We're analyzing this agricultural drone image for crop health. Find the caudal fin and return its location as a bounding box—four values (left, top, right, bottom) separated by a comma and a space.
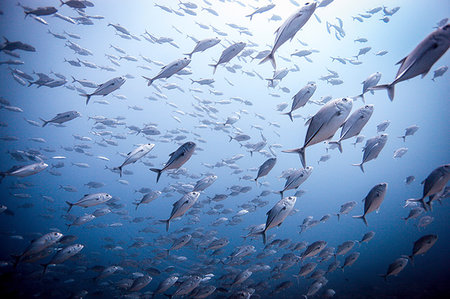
353, 214, 368, 226
142, 75, 154, 86
352, 163, 365, 173
282, 147, 306, 168
335, 213, 341, 221
398, 135, 406, 142
113, 166, 123, 177
354, 93, 365, 103
259, 52, 276, 69
282, 111, 294, 122
208, 63, 218, 74
369, 83, 395, 101
265, 78, 274, 87
150, 168, 162, 183
80, 93, 92, 105
160, 219, 170, 232
329, 141, 343, 153
279, 190, 284, 199
378, 274, 388, 282
259, 230, 267, 245
39, 118, 49, 127
183, 52, 193, 59
245, 14, 253, 21
65, 201, 74, 213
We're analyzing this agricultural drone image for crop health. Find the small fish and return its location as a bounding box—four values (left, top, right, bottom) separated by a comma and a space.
353, 183, 388, 225
209, 42, 246, 74
40, 111, 80, 127
66, 193, 112, 212
379, 257, 409, 281
399, 125, 419, 142
184, 37, 220, 58
283, 83, 316, 121
408, 234, 438, 263
81, 77, 126, 105
352, 134, 388, 173
254, 158, 277, 183
143, 58, 190, 85
260, 196, 297, 244
114, 144, 154, 177
246, 4, 275, 20
160, 191, 200, 231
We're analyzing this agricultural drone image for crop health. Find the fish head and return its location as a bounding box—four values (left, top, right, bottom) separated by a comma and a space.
115, 76, 126, 86
105, 193, 113, 200
182, 57, 191, 66
22, 44, 36, 52
304, 166, 314, 173
375, 182, 388, 194
189, 191, 201, 199
144, 143, 155, 151
39, 162, 49, 169
51, 232, 64, 241
336, 97, 353, 114
184, 141, 197, 151
285, 196, 297, 204
300, 2, 317, 14
379, 134, 388, 142
361, 104, 374, 117
75, 244, 85, 251
74, 111, 81, 118
436, 24, 450, 42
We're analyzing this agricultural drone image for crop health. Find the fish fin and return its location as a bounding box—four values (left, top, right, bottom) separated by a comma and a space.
352, 214, 368, 226
245, 14, 253, 21
150, 168, 162, 183
113, 166, 123, 177
80, 93, 92, 105
354, 93, 365, 103
408, 255, 414, 266
159, 219, 170, 232
395, 56, 407, 66
398, 135, 406, 142
329, 141, 342, 153
65, 201, 74, 213
208, 63, 218, 74
281, 111, 293, 122
352, 163, 364, 173
142, 75, 154, 86
133, 202, 139, 211
39, 118, 49, 127
378, 274, 388, 282
279, 190, 284, 199
282, 147, 306, 168
335, 213, 340, 221
228, 135, 233, 142
259, 52, 276, 69
369, 84, 395, 101
41, 263, 49, 276
265, 78, 274, 87
11, 254, 21, 268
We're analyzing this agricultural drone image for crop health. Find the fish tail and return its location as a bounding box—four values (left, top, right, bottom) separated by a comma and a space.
352, 163, 364, 173
59, 0, 65, 7
65, 201, 74, 213
184, 52, 193, 58
282, 147, 306, 168
354, 93, 365, 103
335, 213, 340, 221
352, 214, 368, 226
41, 263, 49, 276
113, 166, 123, 177
208, 63, 218, 74
142, 75, 154, 86
80, 93, 92, 105
378, 274, 388, 281
159, 219, 170, 232
245, 14, 253, 21
329, 141, 342, 153
369, 83, 395, 101
249, 150, 253, 157
398, 135, 406, 142
133, 202, 139, 211
259, 51, 276, 69
279, 190, 284, 199
27, 80, 33, 87
0, 173, 6, 183
228, 135, 233, 142
260, 230, 267, 245
405, 198, 426, 210
265, 78, 274, 87
71, 76, 77, 83
11, 254, 21, 268
408, 255, 414, 266
66, 223, 72, 231
150, 168, 162, 183
39, 118, 49, 127
281, 111, 293, 122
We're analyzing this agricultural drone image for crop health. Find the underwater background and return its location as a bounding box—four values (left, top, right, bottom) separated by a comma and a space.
0, 0, 449, 298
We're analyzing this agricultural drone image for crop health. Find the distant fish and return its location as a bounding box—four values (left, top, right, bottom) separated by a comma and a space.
246, 4, 275, 21
160, 191, 200, 232
114, 143, 154, 177
260, 196, 297, 244
184, 37, 220, 58
379, 257, 409, 281
80, 77, 126, 105
143, 57, 190, 85
352, 134, 388, 173
370, 25, 450, 101
399, 125, 419, 142
40, 111, 80, 127
353, 183, 388, 226
209, 42, 246, 74
408, 234, 438, 263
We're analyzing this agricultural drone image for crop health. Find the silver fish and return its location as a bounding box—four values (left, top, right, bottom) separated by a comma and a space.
379, 257, 409, 281
399, 125, 419, 142
329, 104, 374, 153
356, 72, 381, 102
81, 77, 126, 105
283, 97, 353, 168
209, 42, 246, 74
254, 158, 277, 183
352, 134, 388, 173
261, 196, 297, 244
341, 252, 360, 271
13, 232, 63, 266
150, 141, 196, 183
260, 2, 317, 68
301, 241, 327, 260
353, 183, 388, 226
370, 25, 450, 100
114, 143, 154, 177
41, 244, 84, 275
40, 111, 80, 127
160, 191, 200, 231
279, 166, 313, 198
246, 4, 275, 21
184, 37, 220, 58
66, 193, 112, 212
143, 57, 191, 86
0, 161, 48, 182
409, 234, 438, 262
283, 82, 316, 121
133, 191, 161, 210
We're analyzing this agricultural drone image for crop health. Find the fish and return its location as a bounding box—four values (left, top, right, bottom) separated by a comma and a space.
341, 252, 360, 271
65, 193, 113, 212
379, 257, 409, 281
153, 276, 178, 296
431, 65, 448, 81
283, 82, 316, 121
246, 4, 276, 20
160, 191, 200, 231
12, 232, 63, 266
352, 134, 388, 172
150, 141, 196, 183
370, 25, 450, 100
128, 275, 152, 292
193, 175, 217, 192
184, 37, 220, 58
406, 164, 450, 210
283, 97, 353, 168
358, 231, 375, 245
0, 162, 48, 183
171, 275, 202, 297
254, 158, 277, 183
279, 166, 313, 198
168, 234, 192, 254
408, 234, 438, 263
260, 2, 317, 68
209, 42, 246, 74
399, 125, 419, 142
356, 72, 381, 102
114, 143, 155, 177
40, 111, 80, 127
41, 244, 84, 275
81, 77, 126, 105
329, 104, 374, 153
143, 58, 191, 86
261, 196, 297, 244
301, 241, 327, 260
353, 183, 388, 226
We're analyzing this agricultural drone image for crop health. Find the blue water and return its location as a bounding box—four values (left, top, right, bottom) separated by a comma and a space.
0, 0, 449, 298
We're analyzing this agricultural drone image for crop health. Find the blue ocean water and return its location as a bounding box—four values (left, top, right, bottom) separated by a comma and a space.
0, 0, 449, 298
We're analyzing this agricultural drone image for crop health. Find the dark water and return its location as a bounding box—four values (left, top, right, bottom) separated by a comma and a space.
0, 0, 449, 298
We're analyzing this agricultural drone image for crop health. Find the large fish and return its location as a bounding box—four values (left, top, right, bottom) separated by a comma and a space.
406, 164, 450, 210
114, 143, 155, 177
40, 110, 80, 127
279, 166, 313, 198
254, 158, 277, 183
370, 25, 450, 100
81, 77, 126, 105
150, 141, 196, 183
12, 232, 63, 266
0, 161, 48, 183
353, 183, 388, 226
184, 37, 220, 58
143, 57, 191, 86
160, 191, 200, 231
65, 193, 112, 212
260, 2, 317, 69
209, 42, 246, 74
352, 134, 388, 173
329, 104, 374, 153
283, 82, 316, 121
283, 97, 353, 168
261, 196, 297, 244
